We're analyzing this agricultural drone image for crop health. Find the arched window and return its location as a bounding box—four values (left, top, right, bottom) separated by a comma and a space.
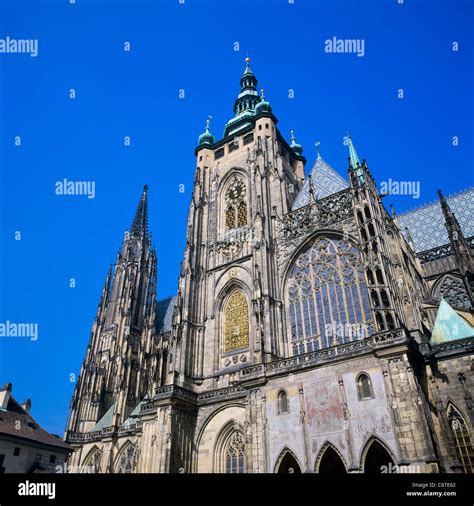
224, 176, 247, 230
82, 446, 102, 473
286, 236, 374, 355
114, 442, 140, 474
237, 201, 247, 227
277, 390, 289, 414
224, 289, 249, 353
225, 207, 236, 230
438, 276, 471, 310
447, 403, 474, 473
357, 373, 374, 400
225, 432, 245, 474
364, 206, 371, 220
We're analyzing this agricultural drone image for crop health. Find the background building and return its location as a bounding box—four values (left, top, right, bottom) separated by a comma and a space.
0, 383, 72, 473
65, 60, 474, 474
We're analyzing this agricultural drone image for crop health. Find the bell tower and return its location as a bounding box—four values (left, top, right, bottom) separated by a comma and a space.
168, 58, 306, 390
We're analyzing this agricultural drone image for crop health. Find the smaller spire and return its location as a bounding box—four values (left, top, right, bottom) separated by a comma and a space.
244, 56, 251, 73
130, 185, 149, 238
290, 129, 303, 156
308, 174, 316, 204
346, 130, 360, 168
315, 141, 321, 160
198, 115, 215, 146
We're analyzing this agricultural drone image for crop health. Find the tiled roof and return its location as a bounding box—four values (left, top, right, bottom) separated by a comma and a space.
155, 296, 177, 334
0, 396, 71, 451
398, 188, 474, 252
292, 157, 349, 210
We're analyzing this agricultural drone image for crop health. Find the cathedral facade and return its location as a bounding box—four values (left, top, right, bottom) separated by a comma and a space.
64, 59, 474, 474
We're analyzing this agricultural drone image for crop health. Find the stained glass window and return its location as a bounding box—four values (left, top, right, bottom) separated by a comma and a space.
225, 207, 236, 230
237, 201, 247, 227
224, 290, 249, 352
447, 404, 474, 473
225, 432, 245, 473
286, 236, 374, 355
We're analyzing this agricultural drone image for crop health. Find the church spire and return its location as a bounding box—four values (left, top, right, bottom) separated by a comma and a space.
438, 189, 474, 277
232, 57, 261, 116
346, 130, 360, 168
130, 185, 149, 238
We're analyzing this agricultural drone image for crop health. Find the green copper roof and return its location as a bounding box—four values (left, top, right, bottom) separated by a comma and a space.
289, 129, 303, 156
93, 403, 115, 431
431, 298, 474, 345
198, 116, 215, 146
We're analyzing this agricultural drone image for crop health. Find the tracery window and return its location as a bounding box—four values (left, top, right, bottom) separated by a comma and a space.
224, 289, 249, 353
115, 442, 140, 474
287, 236, 374, 355
225, 432, 245, 474
82, 447, 102, 473
438, 276, 471, 310
447, 404, 474, 473
224, 176, 247, 230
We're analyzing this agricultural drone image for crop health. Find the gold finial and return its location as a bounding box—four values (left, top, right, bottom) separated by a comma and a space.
245, 56, 250, 64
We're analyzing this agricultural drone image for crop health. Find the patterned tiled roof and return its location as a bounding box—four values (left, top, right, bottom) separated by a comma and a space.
155, 296, 177, 334
292, 157, 349, 210
398, 188, 474, 252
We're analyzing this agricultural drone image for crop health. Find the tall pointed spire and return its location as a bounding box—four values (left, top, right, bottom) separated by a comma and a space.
232, 57, 261, 116
346, 130, 360, 168
130, 185, 149, 238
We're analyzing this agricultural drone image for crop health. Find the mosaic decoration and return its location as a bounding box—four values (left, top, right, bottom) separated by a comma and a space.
224, 290, 249, 352
398, 188, 474, 252
292, 157, 349, 210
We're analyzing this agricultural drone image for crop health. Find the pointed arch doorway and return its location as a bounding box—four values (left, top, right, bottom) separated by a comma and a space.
317, 446, 346, 474
363, 440, 395, 473
275, 450, 302, 474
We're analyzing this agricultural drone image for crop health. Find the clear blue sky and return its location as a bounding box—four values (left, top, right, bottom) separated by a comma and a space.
0, 0, 472, 435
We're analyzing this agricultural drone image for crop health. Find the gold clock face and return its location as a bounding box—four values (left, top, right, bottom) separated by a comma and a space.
226, 179, 246, 203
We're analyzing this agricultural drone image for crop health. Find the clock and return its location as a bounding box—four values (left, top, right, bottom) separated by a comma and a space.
225, 178, 246, 203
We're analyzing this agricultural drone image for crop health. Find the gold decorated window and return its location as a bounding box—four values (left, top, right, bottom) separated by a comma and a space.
237, 201, 247, 227
224, 290, 249, 352
225, 207, 236, 230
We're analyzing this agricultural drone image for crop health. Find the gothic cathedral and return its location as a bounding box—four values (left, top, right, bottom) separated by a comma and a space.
65, 59, 474, 474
